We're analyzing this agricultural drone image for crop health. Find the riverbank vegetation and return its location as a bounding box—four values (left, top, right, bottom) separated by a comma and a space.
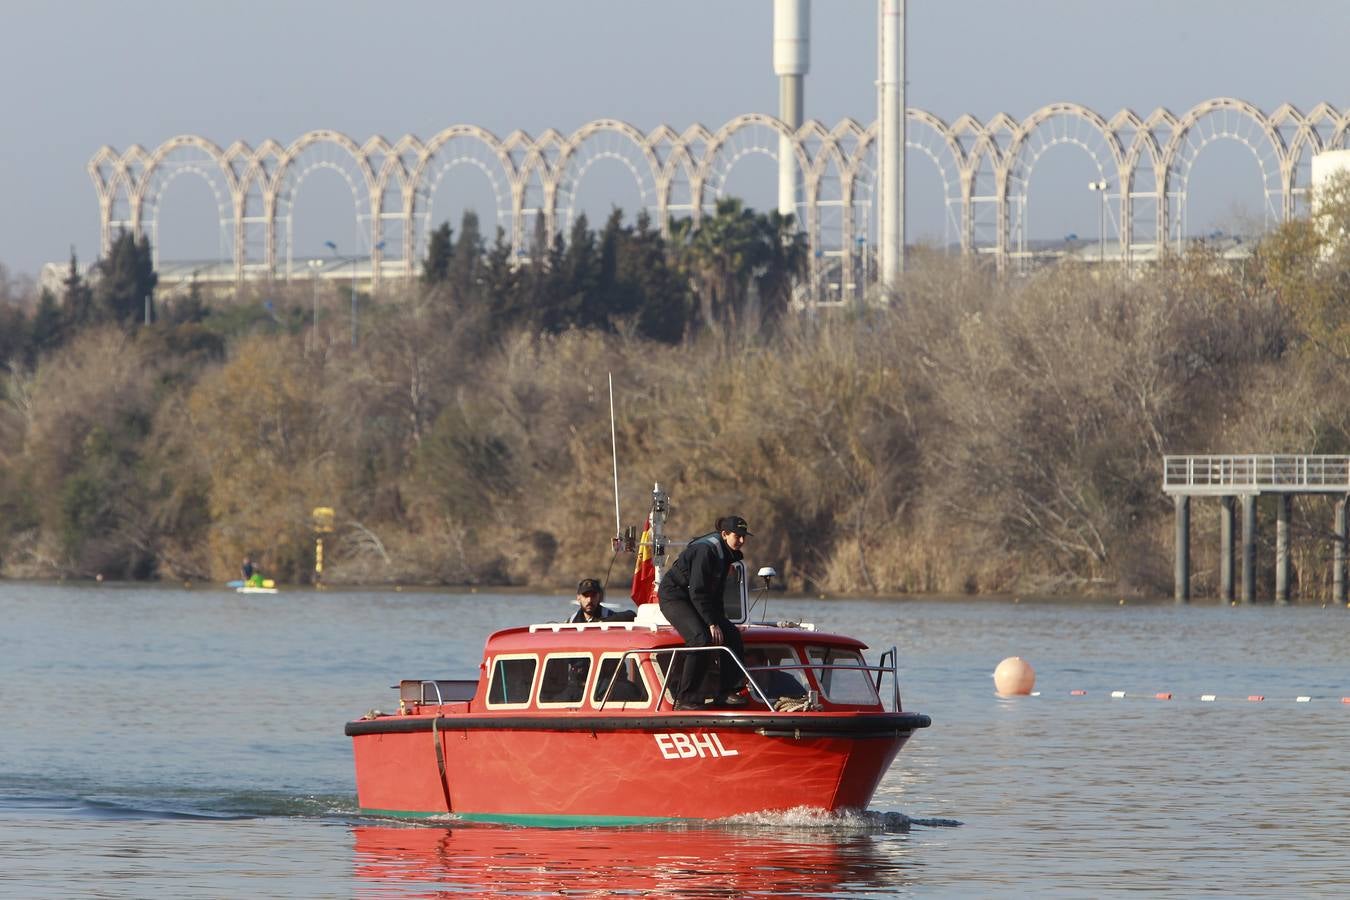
2, 177, 1350, 598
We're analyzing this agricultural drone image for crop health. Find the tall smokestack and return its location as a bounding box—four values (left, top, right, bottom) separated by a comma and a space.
774, 0, 809, 218
879, 0, 905, 288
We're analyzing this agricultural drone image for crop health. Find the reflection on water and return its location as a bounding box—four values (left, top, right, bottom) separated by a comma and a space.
351, 821, 917, 898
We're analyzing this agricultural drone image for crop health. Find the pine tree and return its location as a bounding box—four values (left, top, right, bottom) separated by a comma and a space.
450, 210, 484, 302
552, 214, 597, 332
422, 221, 453, 285
627, 210, 691, 343
0, 301, 25, 373
27, 287, 64, 364
482, 227, 520, 329
61, 249, 96, 330
587, 208, 625, 330
96, 231, 158, 326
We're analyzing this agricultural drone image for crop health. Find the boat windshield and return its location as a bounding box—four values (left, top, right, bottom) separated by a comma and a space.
805, 646, 879, 705
745, 645, 809, 701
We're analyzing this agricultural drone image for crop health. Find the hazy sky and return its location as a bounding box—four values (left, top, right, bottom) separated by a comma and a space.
2, 0, 1346, 279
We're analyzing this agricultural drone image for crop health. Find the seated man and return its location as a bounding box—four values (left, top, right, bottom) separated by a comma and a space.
537, 656, 591, 703
743, 647, 808, 703
560, 660, 588, 702
567, 578, 635, 623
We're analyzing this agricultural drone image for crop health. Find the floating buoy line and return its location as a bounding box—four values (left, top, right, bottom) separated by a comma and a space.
1009, 690, 1350, 704
992, 657, 1347, 704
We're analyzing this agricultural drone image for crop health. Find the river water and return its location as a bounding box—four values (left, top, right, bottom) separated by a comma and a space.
2, 582, 1347, 897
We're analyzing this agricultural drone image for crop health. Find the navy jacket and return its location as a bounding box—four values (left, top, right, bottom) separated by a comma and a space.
658, 531, 743, 624
567, 605, 616, 624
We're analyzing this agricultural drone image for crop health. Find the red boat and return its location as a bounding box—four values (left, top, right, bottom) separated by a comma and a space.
345, 486, 931, 825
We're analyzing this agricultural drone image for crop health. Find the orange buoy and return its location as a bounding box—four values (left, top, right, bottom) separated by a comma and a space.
1247, 695, 1264, 702
1155, 692, 1173, 700
1070, 689, 1087, 696
993, 656, 1036, 696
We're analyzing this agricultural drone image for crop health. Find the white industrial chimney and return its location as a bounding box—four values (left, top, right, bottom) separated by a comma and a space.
878, 0, 905, 287
774, 0, 809, 218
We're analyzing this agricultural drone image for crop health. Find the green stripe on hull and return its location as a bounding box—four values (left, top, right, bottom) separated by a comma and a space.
360, 808, 679, 827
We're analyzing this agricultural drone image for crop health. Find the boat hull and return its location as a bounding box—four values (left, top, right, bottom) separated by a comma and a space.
347, 711, 929, 824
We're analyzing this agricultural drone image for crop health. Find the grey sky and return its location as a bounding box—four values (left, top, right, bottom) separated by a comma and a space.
2, 0, 1346, 279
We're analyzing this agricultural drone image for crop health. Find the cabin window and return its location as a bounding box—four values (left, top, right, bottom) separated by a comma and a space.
592, 655, 650, 706
744, 645, 809, 702
538, 655, 592, 705
487, 656, 538, 707
805, 647, 879, 705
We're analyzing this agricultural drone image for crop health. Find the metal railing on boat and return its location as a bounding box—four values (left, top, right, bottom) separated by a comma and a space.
528, 621, 658, 634
596, 646, 905, 713
399, 679, 477, 705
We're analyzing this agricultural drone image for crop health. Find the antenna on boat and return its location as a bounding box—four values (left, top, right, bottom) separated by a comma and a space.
750, 566, 778, 622
608, 372, 623, 549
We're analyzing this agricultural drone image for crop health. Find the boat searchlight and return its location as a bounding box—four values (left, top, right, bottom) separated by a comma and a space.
757, 566, 778, 591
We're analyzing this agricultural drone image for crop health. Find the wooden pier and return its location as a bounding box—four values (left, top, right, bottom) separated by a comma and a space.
1163, 455, 1350, 604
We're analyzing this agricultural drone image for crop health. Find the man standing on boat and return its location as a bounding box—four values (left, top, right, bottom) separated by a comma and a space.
658, 516, 751, 709
568, 578, 617, 623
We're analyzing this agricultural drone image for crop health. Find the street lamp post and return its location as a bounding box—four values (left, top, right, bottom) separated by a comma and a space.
323, 241, 354, 346
306, 258, 323, 352
1087, 180, 1108, 263
324, 240, 384, 347
855, 235, 867, 303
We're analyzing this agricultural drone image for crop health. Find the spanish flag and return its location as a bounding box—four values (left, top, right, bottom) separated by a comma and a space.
630, 517, 658, 605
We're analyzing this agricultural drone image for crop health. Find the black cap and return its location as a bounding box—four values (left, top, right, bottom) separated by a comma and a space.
576, 578, 603, 595
717, 515, 753, 537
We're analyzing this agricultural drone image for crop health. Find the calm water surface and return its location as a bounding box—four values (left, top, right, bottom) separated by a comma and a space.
2, 583, 1348, 897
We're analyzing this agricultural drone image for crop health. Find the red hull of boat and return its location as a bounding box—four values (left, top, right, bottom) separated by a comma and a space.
350, 713, 914, 824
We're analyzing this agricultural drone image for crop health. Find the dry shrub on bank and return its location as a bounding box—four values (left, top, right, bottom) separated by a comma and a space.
3, 239, 1319, 597
179, 334, 339, 582
346, 248, 1297, 597
890, 251, 1289, 595
395, 329, 651, 587
13, 328, 162, 576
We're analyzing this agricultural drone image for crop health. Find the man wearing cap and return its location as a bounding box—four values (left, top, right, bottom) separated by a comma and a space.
568, 578, 618, 623
657, 515, 752, 710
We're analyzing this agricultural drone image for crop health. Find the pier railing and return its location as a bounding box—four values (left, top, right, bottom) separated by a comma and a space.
1163, 455, 1350, 495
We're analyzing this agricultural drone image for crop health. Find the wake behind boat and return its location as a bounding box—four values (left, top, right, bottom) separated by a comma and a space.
344, 485, 931, 825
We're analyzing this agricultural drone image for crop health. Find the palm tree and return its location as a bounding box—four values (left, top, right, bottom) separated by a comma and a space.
671, 198, 773, 334
752, 210, 809, 328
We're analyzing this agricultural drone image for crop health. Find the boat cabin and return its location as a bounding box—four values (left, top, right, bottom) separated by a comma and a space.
395, 561, 903, 717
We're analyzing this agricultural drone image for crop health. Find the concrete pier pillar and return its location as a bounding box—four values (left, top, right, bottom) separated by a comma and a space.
1275, 494, 1290, 605
1335, 497, 1347, 606
1174, 495, 1190, 603
1219, 495, 1235, 603
1241, 493, 1258, 604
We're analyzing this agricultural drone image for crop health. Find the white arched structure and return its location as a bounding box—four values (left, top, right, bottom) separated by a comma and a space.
90, 99, 1350, 296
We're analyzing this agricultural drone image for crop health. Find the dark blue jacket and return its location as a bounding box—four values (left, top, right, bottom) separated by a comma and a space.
567, 605, 616, 624
658, 531, 743, 623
